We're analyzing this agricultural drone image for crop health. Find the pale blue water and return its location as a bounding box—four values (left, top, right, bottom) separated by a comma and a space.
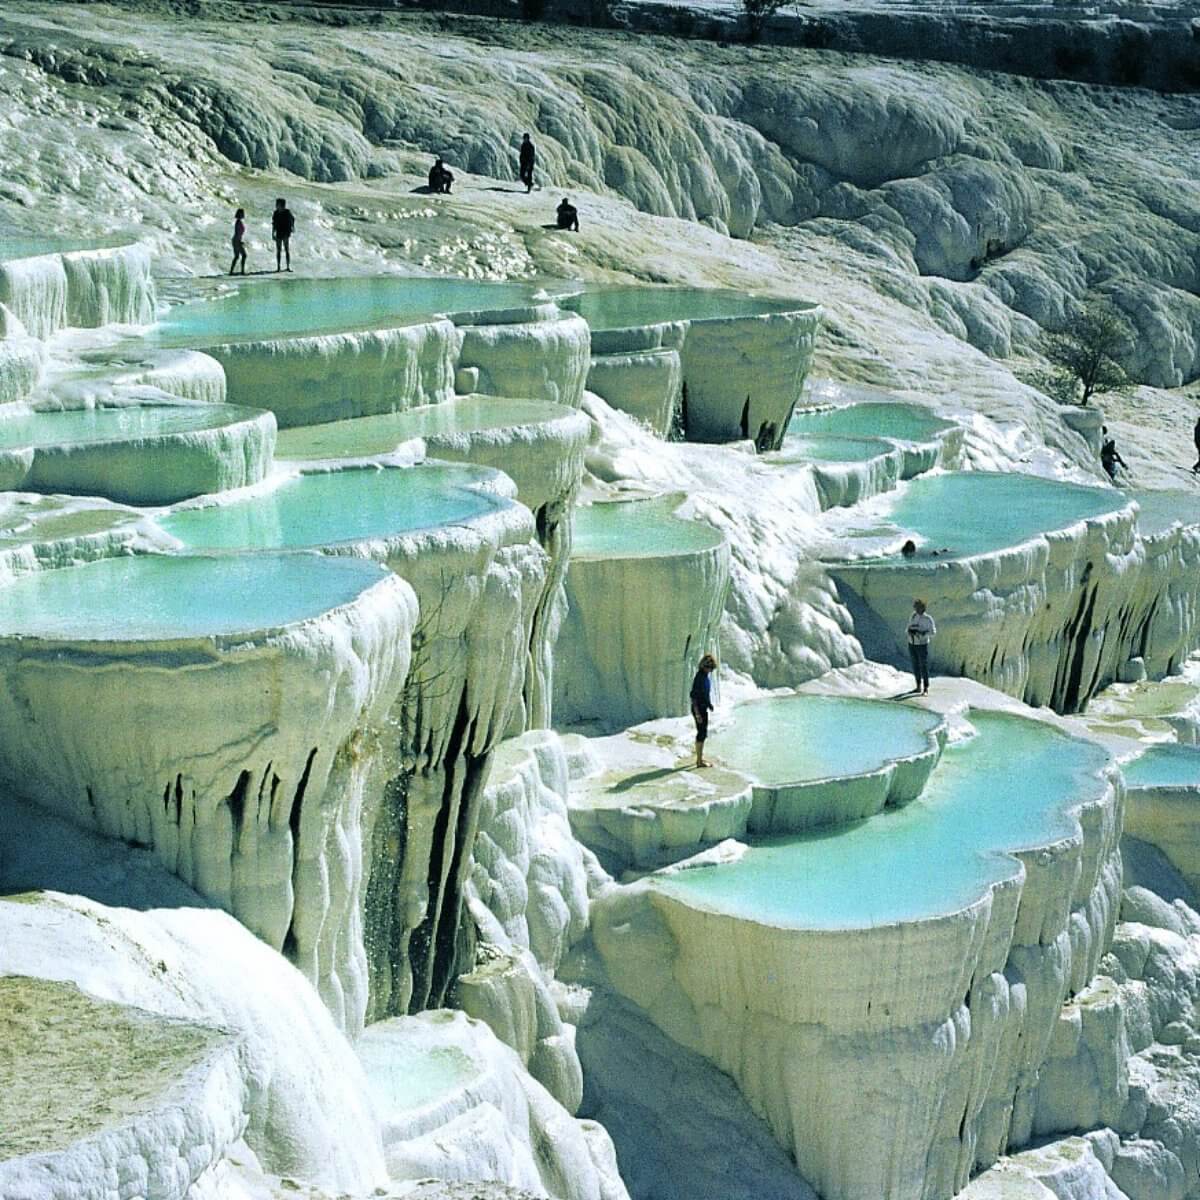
708, 694, 942, 786
1126, 490, 1200, 538
0, 553, 390, 640
775, 434, 896, 464
561, 286, 809, 332
276, 398, 571, 461
146, 276, 540, 346
788, 402, 954, 443
160, 464, 505, 550
834, 472, 1126, 561
572, 495, 723, 559
1123, 743, 1200, 790
0, 406, 253, 449
658, 710, 1110, 928
359, 1039, 479, 1112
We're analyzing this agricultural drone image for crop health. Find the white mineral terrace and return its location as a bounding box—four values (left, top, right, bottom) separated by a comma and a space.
6, 46, 1200, 1199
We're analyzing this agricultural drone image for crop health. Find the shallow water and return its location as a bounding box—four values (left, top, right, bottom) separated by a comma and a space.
708, 694, 941, 786
276, 397, 570, 460
0, 405, 252, 449
1123, 743, 1200, 790
0, 553, 390, 640
0, 233, 129, 261
572, 495, 723, 559
561, 285, 808, 332
1126, 490, 1200, 538
359, 1039, 478, 1112
160, 464, 505, 550
145, 276, 540, 346
774, 434, 896, 464
788, 401, 953, 444
658, 710, 1110, 928
831, 472, 1126, 561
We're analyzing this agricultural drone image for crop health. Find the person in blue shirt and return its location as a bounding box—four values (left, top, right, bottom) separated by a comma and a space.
690, 653, 718, 768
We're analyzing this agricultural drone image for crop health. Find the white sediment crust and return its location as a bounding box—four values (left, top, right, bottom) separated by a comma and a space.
833, 501, 1200, 712
802, 440, 907, 510
1122, 777, 1200, 898
207, 319, 459, 427
0, 303, 45, 406
13, 402, 277, 505
0, 887, 388, 1192
593, 713, 1124, 1200
585, 347, 682, 437
0, 977, 247, 1200
0, 244, 154, 340
555, 510, 731, 732
457, 312, 591, 411
358, 1009, 630, 1200
0, 565, 416, 1034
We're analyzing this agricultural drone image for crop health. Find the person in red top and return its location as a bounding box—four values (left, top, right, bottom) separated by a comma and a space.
229, 208, 247, 276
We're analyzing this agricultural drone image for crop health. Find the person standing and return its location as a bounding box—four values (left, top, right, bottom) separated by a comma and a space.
906, 599, 935, 696
1100, 427, 1127, 481
1192, 415, 1200, 474
689, 653, 718, 768
519, 133, 536, 193
229, 207, 247, 276
272, 198, 295, 273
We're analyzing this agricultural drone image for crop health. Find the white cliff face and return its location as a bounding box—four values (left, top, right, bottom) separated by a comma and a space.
0, 555, 416, 1035
592, 705, 1123, 1200
0, 806, 389, 1194
0, 244, 154, 340
359, 1010, 628, 1200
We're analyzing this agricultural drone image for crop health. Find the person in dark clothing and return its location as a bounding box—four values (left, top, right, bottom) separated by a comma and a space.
1100, 427, 1127, 481
905, 599, 935, 696
1192, 416, 1200, 474
229, 207, 247, 276
519, 133, 536, 193
272, 198, 294, 273
689, 653, 718, 768
428, 158, 454, 195
555, 198, 579, 232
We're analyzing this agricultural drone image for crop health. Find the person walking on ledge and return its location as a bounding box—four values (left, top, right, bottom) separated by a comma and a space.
272, 197, 294, 273
555, 197, 579, 231
690, 653, 718, 768
519, 132, 536, 193
906, 599, 935, 696
229, 207, 247, 275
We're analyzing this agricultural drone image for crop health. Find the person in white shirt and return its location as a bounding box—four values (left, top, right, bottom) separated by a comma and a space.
906, 599, 936, 695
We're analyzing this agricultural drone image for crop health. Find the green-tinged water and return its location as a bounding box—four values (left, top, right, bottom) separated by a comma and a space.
0, 405, 254, 449
561, 285, 808, 332
0, 553, 391, 640
1126, 490, 1200, 537
159, 464, 505, 550
572, 495, 724, 559
658, 710, 1110, 928
833, 472, 1127, 561
788, 402, 954, 444
775, 434, 897, 464
708, 694, 941, 786
276, 397, 572, 460
1123, 743, 1200, 790
0, 234, 130, 261
144, 276, 539, 346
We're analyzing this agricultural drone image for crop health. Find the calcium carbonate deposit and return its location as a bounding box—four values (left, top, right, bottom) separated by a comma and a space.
7, 3, 1200, 1199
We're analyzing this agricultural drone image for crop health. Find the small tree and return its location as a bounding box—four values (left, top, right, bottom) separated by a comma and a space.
741, 0, 793, 41
1040, 298, 1133, 407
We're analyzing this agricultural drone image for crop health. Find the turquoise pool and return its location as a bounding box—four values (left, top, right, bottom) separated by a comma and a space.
0, 553, 391, 641
657, 710, 1110, 928
276, 398, 571, 461
774, 434, 897, 464
788, 402, 954, 444
572, 495, 723, 560
145, 276, 541, 346
1126, 490, 1200, 538
831, 472, 1127, 561
159, 464, 507, 550
708, 694, 942, 787
560, 286, 808, 333
0, 405, 255, 449
1123, 743, 1200, 791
